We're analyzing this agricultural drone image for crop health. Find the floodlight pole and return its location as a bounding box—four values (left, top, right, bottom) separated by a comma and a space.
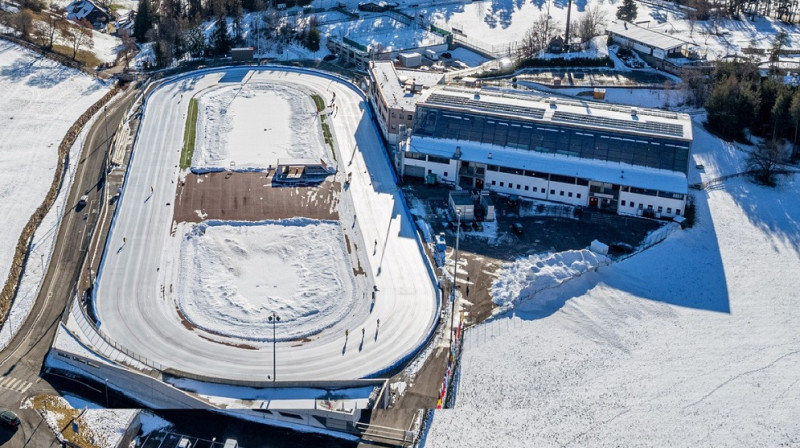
268, 311, 280, 382
450, 209, 461, 344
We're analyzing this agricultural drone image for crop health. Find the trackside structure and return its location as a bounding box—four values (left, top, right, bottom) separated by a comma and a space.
399, 87, 693, 219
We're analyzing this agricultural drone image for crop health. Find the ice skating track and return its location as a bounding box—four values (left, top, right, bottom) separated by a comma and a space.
93, 67, 439, 382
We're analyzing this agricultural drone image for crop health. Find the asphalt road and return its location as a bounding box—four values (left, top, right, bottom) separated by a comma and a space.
0, 84, 137, 447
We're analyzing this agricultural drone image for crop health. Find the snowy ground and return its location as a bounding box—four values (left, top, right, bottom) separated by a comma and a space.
422, 120, 800, 445
321, 15, 445, 52
172, 219, 357, 341
0, 41, 108, 335
193, 81, 330, 170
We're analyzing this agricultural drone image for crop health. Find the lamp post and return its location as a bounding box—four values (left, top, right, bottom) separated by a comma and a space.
450, 209, 461, 343
268, 312, 280, 381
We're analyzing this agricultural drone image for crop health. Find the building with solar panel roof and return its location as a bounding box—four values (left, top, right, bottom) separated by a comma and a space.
399, 86, 693, 219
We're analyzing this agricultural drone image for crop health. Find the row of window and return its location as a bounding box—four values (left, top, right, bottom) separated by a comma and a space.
624, 186, 685, 200
413, 107, 691, 174
620, 200, 681, 215
490, 180, 583, 199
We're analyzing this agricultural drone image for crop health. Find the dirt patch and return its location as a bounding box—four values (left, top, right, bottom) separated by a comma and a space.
173, 172, 341, 223
198, 333, 257, 350
175, 306, 196, 331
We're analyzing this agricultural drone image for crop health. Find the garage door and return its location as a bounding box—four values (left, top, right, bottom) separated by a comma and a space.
404, 165, 426, 178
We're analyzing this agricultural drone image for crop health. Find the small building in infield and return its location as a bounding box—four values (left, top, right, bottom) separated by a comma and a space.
399, 87, 693, 219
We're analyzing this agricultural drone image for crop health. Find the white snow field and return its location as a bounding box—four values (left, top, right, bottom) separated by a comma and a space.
193, 80, 331, 170
0, 41, 108, 301
423, 130, 800, 445
172, 219, 357, 341
93, 67, 438, 382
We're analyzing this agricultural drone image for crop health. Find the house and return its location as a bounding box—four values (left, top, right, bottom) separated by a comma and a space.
548, 35, 565, 53
65, 0, 115, 28
606, 21, 688, 61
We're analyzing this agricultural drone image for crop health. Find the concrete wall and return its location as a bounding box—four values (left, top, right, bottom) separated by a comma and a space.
617, 191, 685, 218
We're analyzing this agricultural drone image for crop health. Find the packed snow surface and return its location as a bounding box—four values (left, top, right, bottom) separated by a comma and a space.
193, 81, 330, 170
424, 176, 800, 444
321, 15, 445, 52
175, 219, 357, 340
0, 40, 108, 309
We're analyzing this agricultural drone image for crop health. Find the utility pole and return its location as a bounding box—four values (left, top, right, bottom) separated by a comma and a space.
268, 311, 280, 381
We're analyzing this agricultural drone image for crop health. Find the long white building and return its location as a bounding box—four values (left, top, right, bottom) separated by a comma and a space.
399, 87, 693, 219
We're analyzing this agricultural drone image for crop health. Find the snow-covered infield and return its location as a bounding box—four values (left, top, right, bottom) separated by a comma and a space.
193, 82, 330, 170
171, 219, 357, 341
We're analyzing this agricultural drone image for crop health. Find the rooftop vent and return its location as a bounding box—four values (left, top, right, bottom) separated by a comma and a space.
631, 108, 638, 117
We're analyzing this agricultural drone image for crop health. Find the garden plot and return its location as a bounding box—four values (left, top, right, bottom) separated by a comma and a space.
192, 83, 329, 170
173, 219, 358, 341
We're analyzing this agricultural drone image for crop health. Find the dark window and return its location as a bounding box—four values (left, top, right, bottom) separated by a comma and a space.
576, 193, 581, 199
667, 207, 672, 214
444, 172, 448, 177
491, 180, 496, 185
517, 184, 521, 189
621, 200, 626, 206
428, 155, 450, 165
407, 114, 413, 120
658, 206, 663, 213
500, 182, 504, 187
533, 187, 537, 192
524, 185, 529, 191
676, 209, 681, 215
560, 191, 564, 196
576, 178, 589, 186
550, 189, 555, 195
568, 192, 573, 197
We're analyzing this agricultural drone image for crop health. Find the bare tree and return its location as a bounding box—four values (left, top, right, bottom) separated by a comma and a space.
577, 5, 607, 43
14, 9, 35, 39
749, 139, 786, 185
518, 12, 559, 58
33, 8, 67, 49
60, 24, 94, 60
118, 29, 138, 68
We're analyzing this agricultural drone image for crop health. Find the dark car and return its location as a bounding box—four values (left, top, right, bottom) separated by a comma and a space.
323, 54, 337, 62
460, 220, 471, 231
472, 221, 484, 231
609, 242, 634, 254
447, 221, 458, 232
0, 409, 20, 429
511, 222, 523, 234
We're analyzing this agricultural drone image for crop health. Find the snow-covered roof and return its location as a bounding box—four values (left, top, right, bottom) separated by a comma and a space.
65, 0, 113, 22
606, 21, 688, 52
418, 87, 693, 142
370, 60, 442, 111
407, 136, 688, 194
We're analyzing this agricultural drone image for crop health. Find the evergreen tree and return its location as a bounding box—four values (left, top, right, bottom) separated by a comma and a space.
305, 25, 320, 52
211, 15, 231, 55
616, 0, 638, 22
705, 75, 760, 141
134, 0, 152, 42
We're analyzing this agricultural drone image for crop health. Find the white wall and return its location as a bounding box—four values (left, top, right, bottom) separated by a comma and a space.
485, 170, 589, 206
403, 158, 457, 183
618, 191, 686, 217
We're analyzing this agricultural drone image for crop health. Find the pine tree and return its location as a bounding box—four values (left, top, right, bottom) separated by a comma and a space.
211, 15, 231, 55
305, 25, 320, 52
616, 0, 638, 22
133, 0, 152, 42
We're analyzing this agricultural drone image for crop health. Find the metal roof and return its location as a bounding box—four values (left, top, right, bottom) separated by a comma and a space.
606, 21, 688, 52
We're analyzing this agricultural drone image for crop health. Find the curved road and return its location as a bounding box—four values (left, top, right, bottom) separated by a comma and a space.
93, 67, 439, 382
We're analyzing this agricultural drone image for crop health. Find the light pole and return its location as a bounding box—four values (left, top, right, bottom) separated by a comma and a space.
104, 378, 109, 407
450, 209, 461, 343
268, 312, 280, 381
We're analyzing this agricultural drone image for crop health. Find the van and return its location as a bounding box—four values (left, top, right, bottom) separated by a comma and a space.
177, 438, 192, 448
424, 49, 439, 61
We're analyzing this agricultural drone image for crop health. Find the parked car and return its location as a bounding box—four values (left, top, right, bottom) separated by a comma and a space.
0, 409, 20, 429
472, 221, 484, 231
460, 220, 471, 231
447, 221, 458, 232
511, 222, 523, 234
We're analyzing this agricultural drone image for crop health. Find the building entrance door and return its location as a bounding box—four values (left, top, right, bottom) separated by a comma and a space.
475, 178, 484, 189
589, 196, 599, 208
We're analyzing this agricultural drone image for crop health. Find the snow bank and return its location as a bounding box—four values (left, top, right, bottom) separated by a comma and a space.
193, 82, 330, 170
174, 219, 357, 341
491, 250, 610, 309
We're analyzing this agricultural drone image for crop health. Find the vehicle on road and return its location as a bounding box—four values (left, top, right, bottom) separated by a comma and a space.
0, 409, 20, 429
511, 222, 523, 234
78, 194, 89, 208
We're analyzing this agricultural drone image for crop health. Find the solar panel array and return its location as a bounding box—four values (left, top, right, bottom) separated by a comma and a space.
425, 93, 546, 120
551, 111, 684, 138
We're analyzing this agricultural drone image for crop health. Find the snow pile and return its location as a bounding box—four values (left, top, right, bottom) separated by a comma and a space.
175, 219, 357, 341
193, 82, 329, 170
491, 250, 610, 309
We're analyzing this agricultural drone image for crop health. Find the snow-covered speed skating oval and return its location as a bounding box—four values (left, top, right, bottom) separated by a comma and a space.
92, 67, 440, 382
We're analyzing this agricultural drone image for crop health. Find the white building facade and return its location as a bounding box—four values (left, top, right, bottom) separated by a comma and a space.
400, 88, 693, 219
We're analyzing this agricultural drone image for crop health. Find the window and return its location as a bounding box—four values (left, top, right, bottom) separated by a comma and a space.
658, 206, 663, 213
667, 207, 672, 214
407, 114, 413, 120
524, 185, 529, 191
444, 172, 448, 177
550, 189, 555, 195
491, 180, 496, 186
676, 209, 681, 215
568, 192, 573, 197
638, 203, 643, 209
517, 184, 521, 189
621, 200, 626, 206
576, 193, 581, 199
648, 205, 653, 210
532, 187, 537, 192
500, 182, 504, 187
559, 191, 564, 196
630, 202, 635, 208
428, 169, 432, 174
391, 112, 396, 118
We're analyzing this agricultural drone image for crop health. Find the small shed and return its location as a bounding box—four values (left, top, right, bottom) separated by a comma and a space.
449, 191, 475, 221
399, 52, 422, 68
